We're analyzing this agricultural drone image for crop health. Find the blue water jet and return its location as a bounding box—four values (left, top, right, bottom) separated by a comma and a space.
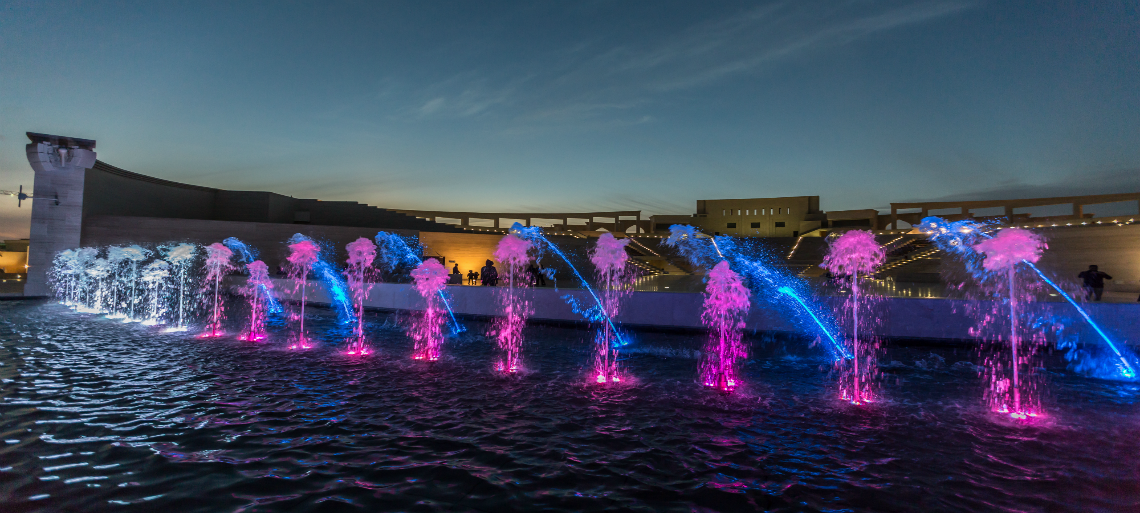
374, 231, 465, 334
287, 234, 355, 326
919, 216, 1137, 381
509, 223, 626, 346
223, 237, 284, 314
664, 225, 850, 361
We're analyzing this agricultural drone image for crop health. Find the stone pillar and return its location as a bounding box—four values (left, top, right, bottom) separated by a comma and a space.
24, 133, 97, 297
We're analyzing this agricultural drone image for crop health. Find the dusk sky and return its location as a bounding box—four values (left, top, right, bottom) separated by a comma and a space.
2, 1, 1139, 238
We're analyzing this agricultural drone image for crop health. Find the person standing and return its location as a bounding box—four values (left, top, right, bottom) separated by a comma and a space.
481, 260, 498, 286
1078, 265, 1112, 301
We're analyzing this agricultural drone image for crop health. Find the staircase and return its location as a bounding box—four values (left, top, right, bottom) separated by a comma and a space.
876, 238, 942, 282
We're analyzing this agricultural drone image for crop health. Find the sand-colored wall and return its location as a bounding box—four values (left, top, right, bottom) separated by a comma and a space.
1036, 224, 1140, 292
0, 240, 28, 274
418, 232, 506, 276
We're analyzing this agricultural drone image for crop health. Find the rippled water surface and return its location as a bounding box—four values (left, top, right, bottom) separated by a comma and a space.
1, 300, 1138, 512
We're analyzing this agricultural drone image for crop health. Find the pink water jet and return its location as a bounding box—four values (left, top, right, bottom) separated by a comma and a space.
974, 228, 1047, 419
239, 260, 273, 342
700, 261, 750, 392
200, 242, 233, 338
287, 239, 321, 350
589, 233, 631, 384
492, 234, 533, 374
410, 258, 449, 361
821, 230, 885, 405
344, 237, 377, 355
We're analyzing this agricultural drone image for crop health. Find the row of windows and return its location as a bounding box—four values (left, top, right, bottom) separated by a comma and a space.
721, 208, 790, 216
726, 222, 785, 229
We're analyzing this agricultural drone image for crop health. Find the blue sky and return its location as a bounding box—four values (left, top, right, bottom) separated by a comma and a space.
2, 1, 1138, 238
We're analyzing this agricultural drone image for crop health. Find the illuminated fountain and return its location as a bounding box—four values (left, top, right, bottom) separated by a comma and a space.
921, 216, 1138, 382
700, 261, 750, 392
589, 233, 632, 384
201, 243, 233, 337
664, 225, 850, 362
344, 237, 377, 355
409, 258, 449, 361
287, 234, 356, 327
492, 234, 534, 373
162, 243, 197, 331
286, 238, 320, 349
820, 230, 885, 404
510, 224, 624, 347
240, 260, 273, 342
375, 231, 465, 334
104, 246, 132, 319
139, 259, 171, 325
85, 257, 112, 314
120, 245, 151, 321
66, 248, 98, 312
973, 228, 1048, 419
224, 237, 283, 315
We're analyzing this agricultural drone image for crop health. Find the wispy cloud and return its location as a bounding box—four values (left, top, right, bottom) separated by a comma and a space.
400, 1, 969, 127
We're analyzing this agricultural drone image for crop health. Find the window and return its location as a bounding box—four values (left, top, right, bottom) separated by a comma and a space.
750, 222, 761, 228
737, 209, 741, 215
722, 209, 726, 215
788, 208, 792, 215
727, 223, 737, 228
775, 221, 786, 227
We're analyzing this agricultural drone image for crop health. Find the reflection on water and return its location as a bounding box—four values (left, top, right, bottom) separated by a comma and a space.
1, 301, 1138, 512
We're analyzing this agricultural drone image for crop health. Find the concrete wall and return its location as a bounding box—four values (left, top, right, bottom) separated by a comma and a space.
81, 215, 415, 273
267, 280, 1140, 347
1036, 223, 1140, 293
84, 162, 217, 220
25, 139, 98, 296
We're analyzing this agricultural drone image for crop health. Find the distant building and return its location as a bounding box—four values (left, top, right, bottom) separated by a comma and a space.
0, 239, 29, 276
652, 196, 826, 237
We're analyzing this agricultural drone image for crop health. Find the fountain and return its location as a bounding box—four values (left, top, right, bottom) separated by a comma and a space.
589, 233, 632, 384
409, 258, 449, 361
283, 234, 356, 327
492, 233, 534, 374
344, 237, 377, 355
223, 237, 283, 315
120, 245, 151, 321
700, 261, 750, 392
84, 257, 112, 314
139, 259, 171, 325
920, 216, 1138, 381
375, 231, 465, 334
239, 260, 273, 342
201, 242, 233, 338
105, 246, 131, 318
973, 228, 1047, 419
510, 224, 624, 345
820, 230, 885, 404
286, 238, 320, 349
162, 243, 197, 331
664, 225, 850, 361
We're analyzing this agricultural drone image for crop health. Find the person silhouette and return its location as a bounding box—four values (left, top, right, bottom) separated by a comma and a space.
481, 259, 498, 286
1078, 264, 1112, 301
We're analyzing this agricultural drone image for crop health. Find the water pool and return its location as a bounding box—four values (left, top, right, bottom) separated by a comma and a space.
1, 301, 1137, 512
